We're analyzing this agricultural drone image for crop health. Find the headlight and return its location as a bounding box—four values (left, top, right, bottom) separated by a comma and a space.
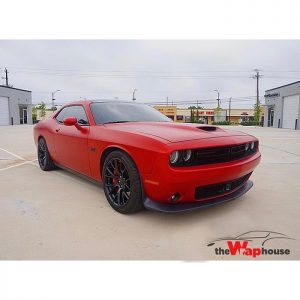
250, 141, 255, 150
182, 149, 192, 162
245, 143, 250, 151
170, 151, 180, 164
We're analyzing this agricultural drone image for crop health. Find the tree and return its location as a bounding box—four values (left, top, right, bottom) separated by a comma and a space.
188, 105, 204, 109
32, 105, 37, 123
190, 108, 194, 123
253, 101, 262, 125
36, 101, 46, 120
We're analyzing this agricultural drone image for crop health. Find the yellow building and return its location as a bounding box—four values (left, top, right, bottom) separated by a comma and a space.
228, 109, 255, 123
154, 105, 257, 124
153, 105, 177, 121
176, 108, 191, 122
176, 108, 215, 124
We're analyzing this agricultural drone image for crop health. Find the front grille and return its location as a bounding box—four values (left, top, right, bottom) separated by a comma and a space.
172, 141, 258, 167
195, 173, 251, 200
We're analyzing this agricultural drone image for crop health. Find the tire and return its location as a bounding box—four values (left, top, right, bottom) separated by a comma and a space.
37, 137, 55, 171
102, 150, 144, 214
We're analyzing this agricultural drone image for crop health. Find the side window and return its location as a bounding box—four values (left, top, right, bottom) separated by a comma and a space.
64, 106, 89, 125
55, 107, 69, 123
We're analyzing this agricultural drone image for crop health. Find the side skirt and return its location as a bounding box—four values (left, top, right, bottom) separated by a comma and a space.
55, 163, 103, 187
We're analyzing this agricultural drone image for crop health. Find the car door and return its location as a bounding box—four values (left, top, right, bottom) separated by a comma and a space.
53, 105, 91, 177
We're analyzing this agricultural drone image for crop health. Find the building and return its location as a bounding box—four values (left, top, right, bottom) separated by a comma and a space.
176, 108, 193, 123
35, 109, 54, 122
35, 105, 62, 122
229, 108, 255, 123
177, 108, 216, 124
153, 106, 177, 121
154, 106, 255, 124
0, 85, 32, 125
264, 81, 300, 130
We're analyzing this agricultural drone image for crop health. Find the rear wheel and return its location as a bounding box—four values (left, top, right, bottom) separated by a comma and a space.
102, 150, 144, 214
38, 138, 55, 171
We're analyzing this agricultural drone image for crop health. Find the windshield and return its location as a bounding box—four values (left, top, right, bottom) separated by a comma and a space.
90, 102, 172, 124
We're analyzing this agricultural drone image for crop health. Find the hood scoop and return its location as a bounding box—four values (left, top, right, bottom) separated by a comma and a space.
197, 126, 219, 132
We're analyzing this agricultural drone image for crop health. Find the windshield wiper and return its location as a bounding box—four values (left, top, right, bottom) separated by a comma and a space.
104, 121, 132, 124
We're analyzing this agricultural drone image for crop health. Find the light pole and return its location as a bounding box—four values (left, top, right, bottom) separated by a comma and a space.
52, 89, 61, 112
214, 89, 220, 108
196, 100, 199, 123
229, 97, 232, 123
132, 89, 137, 102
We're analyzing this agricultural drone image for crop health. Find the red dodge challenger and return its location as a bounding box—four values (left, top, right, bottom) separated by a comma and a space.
33, 100, 261, 214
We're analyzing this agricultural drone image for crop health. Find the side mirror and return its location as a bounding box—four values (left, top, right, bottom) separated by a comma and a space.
63, 117, 77, 126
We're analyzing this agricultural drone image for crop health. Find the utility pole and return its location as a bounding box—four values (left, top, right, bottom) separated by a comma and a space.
2, 68, 9, 86
166, 96, 169, 105
4, 68, 8, 86
196, 100, 199, 123
228, 97, 232, 123
251, 69, 263, 123
252, 69, 262, 107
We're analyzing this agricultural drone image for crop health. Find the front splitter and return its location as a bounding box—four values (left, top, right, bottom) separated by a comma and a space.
143, 180, 253, 213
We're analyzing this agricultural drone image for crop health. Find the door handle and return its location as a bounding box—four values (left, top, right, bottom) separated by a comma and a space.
55, 128, 60, 132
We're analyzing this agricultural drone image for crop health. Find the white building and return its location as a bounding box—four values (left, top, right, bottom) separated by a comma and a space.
0, 85, 32, 125
264, 81, 300, 130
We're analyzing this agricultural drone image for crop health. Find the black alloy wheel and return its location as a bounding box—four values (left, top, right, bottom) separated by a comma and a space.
102, 150, 144, 214
37, 138, 55, 171
104, 158, 131, 207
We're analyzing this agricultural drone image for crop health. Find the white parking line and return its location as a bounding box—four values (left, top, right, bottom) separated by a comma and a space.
0, 161, 31, 172
0, 147, 38, 172
0, 147, 26, 161
0, 159, 39, 172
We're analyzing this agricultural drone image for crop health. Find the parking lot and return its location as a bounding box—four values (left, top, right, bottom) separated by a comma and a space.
0, 125, 299, 260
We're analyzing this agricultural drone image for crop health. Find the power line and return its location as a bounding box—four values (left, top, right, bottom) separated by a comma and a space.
10, 72, 253, 79
8, 66, 300, 73
145, 98, 258, 105
6, 67, 300, 81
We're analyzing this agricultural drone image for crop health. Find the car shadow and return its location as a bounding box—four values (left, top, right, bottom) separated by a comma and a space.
53, 167, 248, 225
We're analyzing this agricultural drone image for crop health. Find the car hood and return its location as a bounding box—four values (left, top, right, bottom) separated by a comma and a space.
104, 122, 248, 143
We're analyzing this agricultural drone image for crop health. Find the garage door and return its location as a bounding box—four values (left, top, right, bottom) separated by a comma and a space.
0, 96, 9, 125
282, 95, 300, 129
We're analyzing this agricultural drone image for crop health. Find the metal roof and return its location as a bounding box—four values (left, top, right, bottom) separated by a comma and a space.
0, 85, 32, 93
265, 80, 300, 92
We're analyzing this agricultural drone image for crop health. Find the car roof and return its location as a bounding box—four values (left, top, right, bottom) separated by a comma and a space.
90, 100, 144, 104
64, 99, 145, 106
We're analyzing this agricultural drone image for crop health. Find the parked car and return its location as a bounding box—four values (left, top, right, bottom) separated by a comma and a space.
33, 100, 261, 214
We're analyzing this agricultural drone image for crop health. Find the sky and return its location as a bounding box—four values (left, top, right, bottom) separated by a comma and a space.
0, 40, 300, 109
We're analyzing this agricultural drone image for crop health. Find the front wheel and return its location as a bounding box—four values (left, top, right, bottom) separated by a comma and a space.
102, 150, 144, 214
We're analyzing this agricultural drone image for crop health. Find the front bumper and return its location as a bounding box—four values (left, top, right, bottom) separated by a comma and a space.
143, 180, 253, 213
143, 151, 260, 204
